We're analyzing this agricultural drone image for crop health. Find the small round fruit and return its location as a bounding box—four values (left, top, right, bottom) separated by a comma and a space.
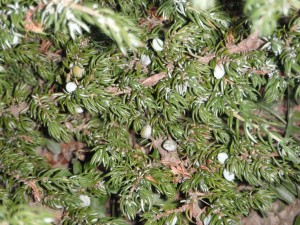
214, 63, 225, 79
217, 152, 228, 164
192, 0, 215, 10
75, 107, 84, 114
141, 54, 151, 66
140, 124, 152, 139
162, 139, 177, 151
223, 169, 235, 181
66, 82, 77, 93
79, 195, 90, 207
152, 38, 164, 52
72, 65, 84, 78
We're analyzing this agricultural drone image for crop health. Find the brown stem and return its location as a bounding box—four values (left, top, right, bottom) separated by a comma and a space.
197, 31, 265, 64
106, 72, 166, 95
155, 191, 205, 225
0, 102, 29, 117
155, 204, 189, 220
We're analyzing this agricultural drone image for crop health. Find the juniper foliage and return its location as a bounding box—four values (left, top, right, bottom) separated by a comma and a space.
0, 0, 300, 224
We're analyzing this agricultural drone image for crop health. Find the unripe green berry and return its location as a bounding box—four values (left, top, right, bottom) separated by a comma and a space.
72, 65, 84, 78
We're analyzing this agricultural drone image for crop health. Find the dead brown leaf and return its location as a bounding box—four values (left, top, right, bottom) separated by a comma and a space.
140, 72, 166, 87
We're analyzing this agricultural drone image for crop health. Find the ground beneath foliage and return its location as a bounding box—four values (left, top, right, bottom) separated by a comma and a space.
46, 199, 300, 224
241, 200, 300, 225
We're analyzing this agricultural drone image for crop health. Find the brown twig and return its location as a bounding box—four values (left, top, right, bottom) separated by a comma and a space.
130, 176, 142, 193
155, 204, 189, 220
25, 179, 42, 202
155, 191, 206, 225
106, 72, 167, 95
24, 3, 44, 33
140, 72, 166, 87
197, 31, 265, 64
0, 102, 29, 117
105, 87, 132, 96
250, 69, 270, 75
